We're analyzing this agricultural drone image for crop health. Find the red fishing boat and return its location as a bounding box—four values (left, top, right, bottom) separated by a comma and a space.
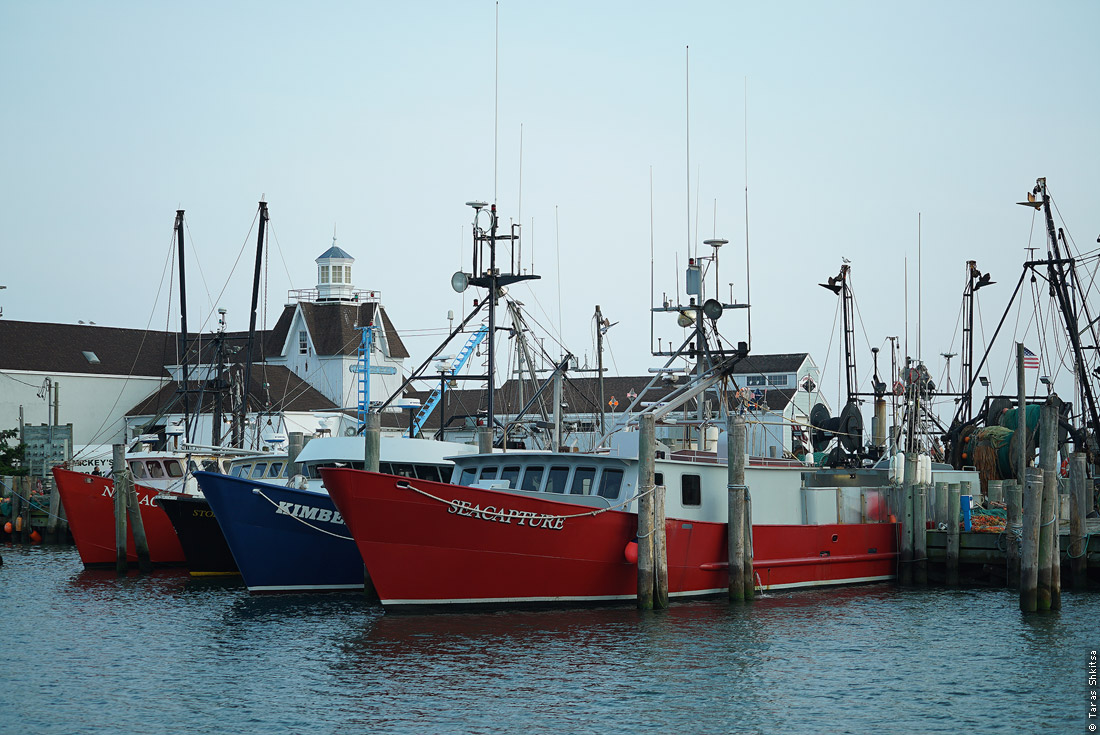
53, 449, 231, 567
322, 447, 907, 610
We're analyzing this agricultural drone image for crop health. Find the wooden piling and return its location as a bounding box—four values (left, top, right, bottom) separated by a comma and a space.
7, 479, 19, 542
364, 413, 381, 472
113, 445, 128, 574
946, 482, 961, 586
653, 483, 668, 609
477, 423, 493, 455
1020, 467, 1042, 612
1006, 480, 1022, 589
287, 431, 305, 478
988, 480, 1004, 505
727, 414, 746, 603
46, 476, 62, 543
1038, 468, 1056, 611
914, 482, 928, 585
900, 453, 916, 586
743, 489, 755, 600
1070, 453, 1088, 589
637, 414, 656, 609
1037, 402, 1057, 611
19, 477, 31, 544
125, 472, 151, 573
934, 481, 948, 528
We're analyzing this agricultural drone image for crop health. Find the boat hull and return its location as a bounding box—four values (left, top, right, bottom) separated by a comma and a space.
52, 467, 186, 567
158, 495, 239, 576
194, 471, 365, 593
321, 468, 898, 610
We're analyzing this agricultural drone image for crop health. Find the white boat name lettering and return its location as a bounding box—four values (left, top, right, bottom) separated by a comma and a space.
446, 499, 564, 530
274, 500, 344, 525
99, 486, 157, 507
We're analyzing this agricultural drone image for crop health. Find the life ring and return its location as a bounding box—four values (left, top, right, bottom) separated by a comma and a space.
1061, 458, 1069, 477
892, 380, 905, 396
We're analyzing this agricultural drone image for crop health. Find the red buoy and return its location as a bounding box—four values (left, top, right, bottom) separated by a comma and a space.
624, 540, 639, 564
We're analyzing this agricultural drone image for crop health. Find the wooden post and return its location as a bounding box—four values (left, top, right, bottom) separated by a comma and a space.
1037, 402, 1057, 611
914, 482, 927, 585
124, 469, 151, 573
988, 480, 1004, 505
727, 414, 746, 603
46, 476, 62, 543
287, 431, 304, 478
20, 476, 32, 544
1070, 453, 1088, 589
934, 481, 948, 528
653, 483, 668, 609
113, 445, 128, 574
364, 413, 381, 472
361, 413, 381, 599
1020, 467, 1042, 612
1006, 480, 1021, 589
637, 414, 656, 609
744, 488, 755, 600
946, 482, 961, 586
7, 478, 19, 542
1016, 343, 1028, 481
900, 453, 916, 586
477, 424, 492, 455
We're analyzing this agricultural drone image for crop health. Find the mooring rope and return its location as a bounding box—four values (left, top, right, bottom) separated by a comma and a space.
250, 488, 354, 540
395, 479, 654, 523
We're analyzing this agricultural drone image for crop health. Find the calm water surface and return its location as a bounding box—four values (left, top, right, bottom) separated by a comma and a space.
1, 545, 1095, 734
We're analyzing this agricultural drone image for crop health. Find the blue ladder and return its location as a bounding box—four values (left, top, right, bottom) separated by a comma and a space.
405, 325, 489, 438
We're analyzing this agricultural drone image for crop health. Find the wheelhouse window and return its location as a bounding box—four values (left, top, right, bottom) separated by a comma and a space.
569, 467, 596, 495
545, 466, 570, 494
231, 463, 250, 478
500, 466, 521, 489
458, 467, 477, 486
478, 466, 499, 481
682, 474, 702, 507
147, 462, 165, 479
654, 472, 664, 486
251, 463, 268, 479
165, 460, 184, 478
597, 468, 624, 499
129, 461, 148, 479
390, 463, 417, 478
268, 462, 284, 478
520, 466, 544, 492
414, 464, 443, 482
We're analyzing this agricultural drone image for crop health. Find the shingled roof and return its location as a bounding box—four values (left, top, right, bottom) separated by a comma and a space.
126, 364, 338, 417
0, 320, 178, 377
266, 302, 409, 359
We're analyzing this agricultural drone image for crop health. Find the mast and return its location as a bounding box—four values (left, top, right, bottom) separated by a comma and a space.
174, 210, 191, 442
241, 200, 269, 449
453, 202, 539, 447
1037, 178, 1100, 454
596, 304, 606, 435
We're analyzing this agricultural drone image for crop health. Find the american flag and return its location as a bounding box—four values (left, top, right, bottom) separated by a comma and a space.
1022, 347, 1040, 370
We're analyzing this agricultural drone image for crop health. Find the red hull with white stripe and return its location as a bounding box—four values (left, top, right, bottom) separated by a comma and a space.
321, 468, 898, 610
53, 468, 185, 566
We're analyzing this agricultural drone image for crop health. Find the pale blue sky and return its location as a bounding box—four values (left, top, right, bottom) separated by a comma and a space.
2, 1, 1098, 417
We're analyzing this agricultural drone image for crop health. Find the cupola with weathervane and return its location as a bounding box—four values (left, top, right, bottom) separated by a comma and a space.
315, 236, 355, 302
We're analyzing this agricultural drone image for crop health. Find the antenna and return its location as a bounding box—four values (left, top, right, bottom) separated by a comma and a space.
918, 212, 922, 362
493, 0, 499, 205
685, 45, 691, 267
744, 76, 752, 351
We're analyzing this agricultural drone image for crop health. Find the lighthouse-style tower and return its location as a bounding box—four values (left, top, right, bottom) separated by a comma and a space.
315, 239, 355, 302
